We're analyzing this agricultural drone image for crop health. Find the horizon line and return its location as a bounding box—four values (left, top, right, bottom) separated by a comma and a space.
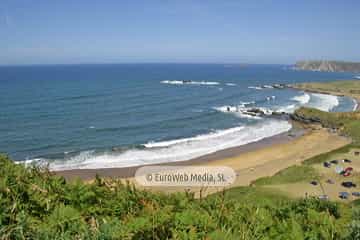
0, 62, 293, 67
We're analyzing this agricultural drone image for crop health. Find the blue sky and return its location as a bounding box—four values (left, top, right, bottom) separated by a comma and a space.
1, 0, 359, 65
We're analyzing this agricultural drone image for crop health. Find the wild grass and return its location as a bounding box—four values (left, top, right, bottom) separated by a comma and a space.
0, 154, 355, 239
251, 165, 319, 186
295, 80, 360, 96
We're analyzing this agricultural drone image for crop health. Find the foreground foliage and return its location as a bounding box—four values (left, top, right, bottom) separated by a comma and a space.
1, 155, 360, 239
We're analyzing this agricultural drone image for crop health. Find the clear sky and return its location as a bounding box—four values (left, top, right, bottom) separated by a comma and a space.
1, 0, 359, 65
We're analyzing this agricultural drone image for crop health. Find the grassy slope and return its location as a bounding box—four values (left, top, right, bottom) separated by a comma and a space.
294, 107, 360, 143
0, 154, 352, 239
294, 80, 360, 97
251, 165, 320, 186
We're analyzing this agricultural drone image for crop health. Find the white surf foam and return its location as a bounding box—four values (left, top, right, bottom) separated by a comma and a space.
291, 93, 310, 105
276, 104, 297, 113
225, 83, 237, 86
161, 80, 220, 85
353, 99, 359, 111
239, 101, 256, 107
266, 96, 276, 101
214, 105, 238, 113
32, 119, 291, 170
144, 126, 246, 148
248, 86, 263, 90
277, 92, 338, 113
213, 104, 263, 119
307, 93, 339, 112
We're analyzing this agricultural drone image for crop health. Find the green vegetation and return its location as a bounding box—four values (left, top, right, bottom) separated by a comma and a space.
294, 107, 360, 143
251, 165, 320, 186
303, 144, 357, 165
212, 186, 290, 207
294, 80, 360, 95
0, 154, 358, 239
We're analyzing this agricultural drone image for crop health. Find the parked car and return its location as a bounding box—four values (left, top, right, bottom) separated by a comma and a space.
352, 192, 360, 197
310, 181, 318, 186
342, 181, 356, 188
318, 195, 329, 200
323, 162, 331, 168
339, 192, 349, 199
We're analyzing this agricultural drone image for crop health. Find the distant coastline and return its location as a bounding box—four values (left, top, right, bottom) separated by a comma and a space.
294, 60, 360, 73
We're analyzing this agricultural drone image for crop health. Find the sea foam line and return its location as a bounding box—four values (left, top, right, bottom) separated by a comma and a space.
24, 120, 292, 170
353, 99, 359, 111
291, 93, 311, 105
161, 80, 220, 85
308, 93, 339, 112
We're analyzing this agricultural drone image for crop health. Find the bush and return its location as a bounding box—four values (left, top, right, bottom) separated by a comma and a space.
0, 154, 353, 239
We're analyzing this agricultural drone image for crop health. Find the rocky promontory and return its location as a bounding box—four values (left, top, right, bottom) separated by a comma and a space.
295, 60, 360, 73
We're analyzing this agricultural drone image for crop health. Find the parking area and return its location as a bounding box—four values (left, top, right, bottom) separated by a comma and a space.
265, 148, 360, 201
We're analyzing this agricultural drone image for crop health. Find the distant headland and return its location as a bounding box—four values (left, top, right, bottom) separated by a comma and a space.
295, 60, 360, 73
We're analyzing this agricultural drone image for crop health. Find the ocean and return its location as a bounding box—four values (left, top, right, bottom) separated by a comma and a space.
0, 63, 356, 170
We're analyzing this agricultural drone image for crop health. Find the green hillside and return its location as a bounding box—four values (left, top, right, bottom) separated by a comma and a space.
1, 154, 359, 239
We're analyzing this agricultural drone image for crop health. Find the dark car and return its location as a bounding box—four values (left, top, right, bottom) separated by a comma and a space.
343, 159, 352, 163
323, 162, 331, 168
342, 181, 356, 188
330, 160, 339, 164
352, 192, 360, 197
310, 181, 318, 186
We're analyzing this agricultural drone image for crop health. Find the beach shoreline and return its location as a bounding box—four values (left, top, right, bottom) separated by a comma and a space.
54, 121, 351, 188
55, 121, 305, 181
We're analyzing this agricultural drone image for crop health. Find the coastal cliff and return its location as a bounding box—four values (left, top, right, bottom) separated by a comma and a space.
295, 60, 360, 73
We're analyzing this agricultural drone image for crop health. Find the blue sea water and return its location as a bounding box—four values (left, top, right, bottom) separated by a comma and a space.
0, 64, 356, 169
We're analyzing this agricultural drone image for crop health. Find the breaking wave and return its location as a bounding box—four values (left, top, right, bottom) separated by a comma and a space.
291, 93, 311, 105
307, 93, 339, 112
161, 80, 220, 85
25, 119, 291, 170
353, 99, 358, 111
